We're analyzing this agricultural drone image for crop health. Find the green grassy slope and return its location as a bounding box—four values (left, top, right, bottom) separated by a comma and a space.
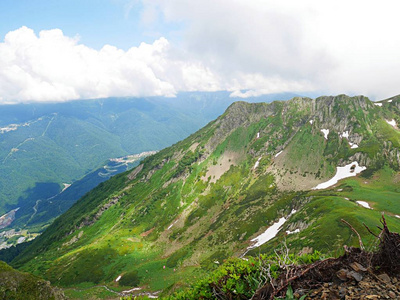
0, 260, 66, 299
1, 93, 271, 234
9, 95, 400, 298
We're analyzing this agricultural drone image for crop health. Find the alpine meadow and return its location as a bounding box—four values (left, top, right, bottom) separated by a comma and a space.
1, 1, 400, 299
3, 94, 400, 299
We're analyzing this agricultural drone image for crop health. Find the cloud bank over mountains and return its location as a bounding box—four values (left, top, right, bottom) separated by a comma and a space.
0, 27, 215, 103
1, 0, 400, 103
145, 0, 400, 100
0, 26, 309, 103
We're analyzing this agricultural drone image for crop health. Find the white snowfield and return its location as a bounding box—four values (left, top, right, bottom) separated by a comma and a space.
167, 219, 178, 230
388, 100, 393, 103
253, 157, 261, 169
286, 229, 300, 235
248, 209, 296, 249
257, 132, 260, 138
356, 201, 371, 209
275, 150, 283, 158
374, 102, 383, 107
341, 131, 349, 138
312, 161, 366, 190
339, 131, 358, 148
115, 275, 121, 282
386, 119, 397, 127
321, 129, 329, 140
349, 143, 359, 149
309, 120, 314, 125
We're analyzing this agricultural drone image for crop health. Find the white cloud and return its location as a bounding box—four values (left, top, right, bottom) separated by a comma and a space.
2, 1, 400, 102
142, 0, 400, 100
0, 25, 307, 103
0, 26, 221, 103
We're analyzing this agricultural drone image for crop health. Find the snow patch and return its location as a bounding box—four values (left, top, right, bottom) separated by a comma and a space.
286, 229, 300, 235
349, 142, 359, 149
312, 161, 366, 190
253, 157, 261, 169
309, 120, 313, 125
388, 100, 393, 103
374, 102, 383, 107
167, 219, 178, 230
116, 275, 121, 282
341, 131, 349, 138
275, 151, 283, 158
386, 119, 397, 127
257, 132, 260, 139
339, 131, 358, 148
396, 215, 400, 219
357, 201, 371, 209
121, 287, 142, 293
248, 209, 296, 249
321, 129, 329, 140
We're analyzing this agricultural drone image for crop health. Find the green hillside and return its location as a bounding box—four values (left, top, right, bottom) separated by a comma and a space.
8, 94, 400, 298
0, 92, 295, 236
0, 260, 66, 299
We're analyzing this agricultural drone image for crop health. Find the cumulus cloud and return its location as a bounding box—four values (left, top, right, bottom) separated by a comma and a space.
2, 1, 400, 102
0, 24, 311, 103
0, 26, 223, 103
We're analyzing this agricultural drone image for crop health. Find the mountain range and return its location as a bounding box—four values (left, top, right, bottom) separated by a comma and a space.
0, 92, 298, 243
4, 94, 400, 298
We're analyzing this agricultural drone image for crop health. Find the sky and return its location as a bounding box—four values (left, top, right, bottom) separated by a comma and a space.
0, 0, 400, 103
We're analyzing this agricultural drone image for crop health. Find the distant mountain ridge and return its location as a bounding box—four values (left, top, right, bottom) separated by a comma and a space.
9, 93, 400, 298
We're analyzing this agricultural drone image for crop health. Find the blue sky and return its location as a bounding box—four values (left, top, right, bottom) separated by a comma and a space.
0, 1, 399, 103
0, 0, 179, 50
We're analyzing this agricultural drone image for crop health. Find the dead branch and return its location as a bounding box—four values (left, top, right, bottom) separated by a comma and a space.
363, 223, 380, 239
252, 216, 400, 300
267, 258, 335, 300
341, 219, 364, 250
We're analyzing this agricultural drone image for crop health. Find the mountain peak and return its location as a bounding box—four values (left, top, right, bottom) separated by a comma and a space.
8, 94, 400, 297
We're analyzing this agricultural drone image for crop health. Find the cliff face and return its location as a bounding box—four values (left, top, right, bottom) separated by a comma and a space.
204, 95, 398, 190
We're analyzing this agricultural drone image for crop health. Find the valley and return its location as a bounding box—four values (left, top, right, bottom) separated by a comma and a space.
0, 151, 155, 250
1, 3, 399, 298
2, 94, 399, 299
0, 93, 261, 236
0, 92, 293, 238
